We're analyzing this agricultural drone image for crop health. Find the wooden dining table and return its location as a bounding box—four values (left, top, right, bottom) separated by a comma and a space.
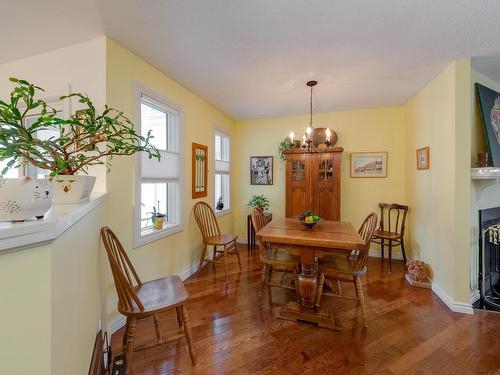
256, 217, 365, 330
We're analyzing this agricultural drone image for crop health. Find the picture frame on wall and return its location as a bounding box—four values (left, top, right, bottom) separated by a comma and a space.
416, 146, 430, 170
350, 152, 387, 178
475, 83, 500, 166
250, 156, 273, 185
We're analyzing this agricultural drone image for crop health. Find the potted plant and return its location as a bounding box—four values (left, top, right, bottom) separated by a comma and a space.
247, 194, 270, 212
216, 196, 224, 211
148, 206, 166, 230
0, 78, 160, 204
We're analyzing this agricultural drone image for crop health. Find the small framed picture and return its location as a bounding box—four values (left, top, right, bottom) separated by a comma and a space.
416, 146, 430, 170
350, 152, 387, 178
250, 156, 273, 185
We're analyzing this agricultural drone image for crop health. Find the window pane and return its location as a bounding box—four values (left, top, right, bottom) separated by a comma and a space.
141, 102, 167, 150
141, 182, 167, 228
215, 134, 222, 161
0, 159, 19, 178
215, 174, 230, 212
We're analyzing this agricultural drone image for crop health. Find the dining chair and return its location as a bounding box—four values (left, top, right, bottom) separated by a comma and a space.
315, 212, 378, 328
371, 203, 408, 272
193, 201, 241, 281
100, 227, 196, 375
251, 207, 300, 298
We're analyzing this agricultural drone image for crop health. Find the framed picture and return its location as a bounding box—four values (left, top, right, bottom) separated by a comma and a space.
476, 83, 500, 166
350, 152, 387, 178
250, 156, 273, 185
416, 146, 430, 170
192, 143, 208, 198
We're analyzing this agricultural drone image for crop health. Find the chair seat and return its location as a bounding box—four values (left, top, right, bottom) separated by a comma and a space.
319, 254, 367, 277
204, 234, 238, 245
261, 248, 299, 267
120, 275, 189, 315
372, 230, 401, 240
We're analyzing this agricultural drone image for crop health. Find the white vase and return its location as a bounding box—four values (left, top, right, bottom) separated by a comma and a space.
0, 179, 52, 221
49, 175, 96, 204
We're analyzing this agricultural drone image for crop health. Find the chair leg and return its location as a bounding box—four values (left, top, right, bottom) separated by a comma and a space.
153, 314, 162, 343
380, 239, 384, 261
181, 305, 197, 366
212, 245, 217, 269
176, 306, 183, 327
354, 276, 368, 328
125, 317, 137, 375
223, 246, 229, 281
315, 272, 325, 308
122, 317, 130, 349
388, 239, 392, 273
259, 264, 269, 299
234, 241, 242, 271
197, 244, 208, 276
401, 240, 407, 267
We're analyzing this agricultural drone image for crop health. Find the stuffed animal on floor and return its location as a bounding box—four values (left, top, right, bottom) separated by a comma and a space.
406, 260, 429, 282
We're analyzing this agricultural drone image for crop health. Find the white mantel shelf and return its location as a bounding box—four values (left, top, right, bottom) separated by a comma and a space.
0, 192, 107, 253
471, 167, 500, 179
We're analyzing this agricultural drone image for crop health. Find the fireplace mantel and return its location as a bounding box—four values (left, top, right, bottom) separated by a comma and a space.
471, 168, 500, 200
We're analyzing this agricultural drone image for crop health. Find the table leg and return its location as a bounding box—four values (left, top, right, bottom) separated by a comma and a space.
276, 247, 341, 330
247, 216, 250, 252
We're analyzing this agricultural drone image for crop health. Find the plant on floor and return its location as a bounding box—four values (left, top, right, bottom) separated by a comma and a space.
278, 137, 294, 160
247, 194, 270, 211
0, 77, 160, 176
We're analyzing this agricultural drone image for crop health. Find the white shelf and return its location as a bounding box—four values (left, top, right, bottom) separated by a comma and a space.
471, 167, 500, 179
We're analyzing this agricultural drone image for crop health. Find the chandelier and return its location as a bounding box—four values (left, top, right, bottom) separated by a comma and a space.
288, 80, 336, 153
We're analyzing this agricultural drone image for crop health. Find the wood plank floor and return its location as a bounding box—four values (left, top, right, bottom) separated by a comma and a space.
111, 246, 500, 374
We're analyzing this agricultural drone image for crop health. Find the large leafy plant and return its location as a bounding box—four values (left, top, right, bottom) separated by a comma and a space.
247, 194, 270, 211
0, 77, 160, 176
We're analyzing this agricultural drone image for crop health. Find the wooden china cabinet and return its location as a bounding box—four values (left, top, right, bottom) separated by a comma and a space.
284, 147, 343, 221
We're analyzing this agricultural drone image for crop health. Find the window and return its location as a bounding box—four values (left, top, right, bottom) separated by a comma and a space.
1, 112, 60, 179
134, 90, 183, 247
214, 130, 230, 214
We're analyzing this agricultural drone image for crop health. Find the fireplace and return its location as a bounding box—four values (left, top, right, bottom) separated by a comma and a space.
478, 206, 500, 311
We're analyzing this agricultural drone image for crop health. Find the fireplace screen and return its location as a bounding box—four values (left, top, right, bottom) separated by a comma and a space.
479, 207, 500, 311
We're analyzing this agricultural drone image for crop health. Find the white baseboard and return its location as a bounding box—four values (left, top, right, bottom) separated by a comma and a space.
107, 262, 201, 335
368, 250, 404, 261
431, 282, 474, 315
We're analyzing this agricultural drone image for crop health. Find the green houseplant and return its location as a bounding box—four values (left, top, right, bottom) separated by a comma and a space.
278, 137, 293, 161
0, 78, 160, 203
148, 206, 166, 230
247, 194, 270, 211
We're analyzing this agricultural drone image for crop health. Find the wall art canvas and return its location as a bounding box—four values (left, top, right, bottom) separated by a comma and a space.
250, 156, 273, 185
476, 83, 500, 167
350, 152, 387, 178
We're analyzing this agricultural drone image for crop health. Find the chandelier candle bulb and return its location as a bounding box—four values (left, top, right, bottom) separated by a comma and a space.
290, 131, 295, 143
302, 134, 306, 145
306, 126, 312, 137
326, 128, 331, 142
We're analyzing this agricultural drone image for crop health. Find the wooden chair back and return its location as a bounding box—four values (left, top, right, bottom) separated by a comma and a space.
193, 201, 221, 242
250, 207, 270, 233
101, 226, 144, 312
353, 212, 378, 272
378, 203, 408, 237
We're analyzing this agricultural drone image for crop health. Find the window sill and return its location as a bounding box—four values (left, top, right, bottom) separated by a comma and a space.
215, 209, 232, 218
134, 224, 183, 248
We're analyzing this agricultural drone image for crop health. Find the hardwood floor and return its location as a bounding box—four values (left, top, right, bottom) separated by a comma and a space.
111, 246, 500, 374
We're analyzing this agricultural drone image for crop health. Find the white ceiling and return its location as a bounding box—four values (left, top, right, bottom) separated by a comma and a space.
4, 1, 500, 119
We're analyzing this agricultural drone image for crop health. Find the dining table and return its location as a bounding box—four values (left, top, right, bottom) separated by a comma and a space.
256, 217, 365, 330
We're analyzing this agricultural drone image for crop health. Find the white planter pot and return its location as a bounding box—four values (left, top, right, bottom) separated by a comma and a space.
0, 179, 52, 221
49, 175, 96, 204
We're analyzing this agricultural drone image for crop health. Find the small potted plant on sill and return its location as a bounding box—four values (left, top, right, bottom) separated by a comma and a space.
0, 78, 160, 205
247, 194, 270, 212
148, 206, 166, 230
216, 196, 224, 211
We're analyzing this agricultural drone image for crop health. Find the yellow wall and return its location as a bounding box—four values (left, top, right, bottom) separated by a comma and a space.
233, 107, 407, 255
104, 39, 236, 327
404, 60, 471, 303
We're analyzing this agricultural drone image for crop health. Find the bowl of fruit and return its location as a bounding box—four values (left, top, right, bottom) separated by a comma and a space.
298, 211, 322, 229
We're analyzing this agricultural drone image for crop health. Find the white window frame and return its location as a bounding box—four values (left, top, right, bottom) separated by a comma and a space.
214, 128, 231, 217
133, 83, 184, 248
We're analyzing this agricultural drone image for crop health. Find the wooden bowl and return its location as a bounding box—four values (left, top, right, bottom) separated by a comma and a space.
299, 218, 322, 229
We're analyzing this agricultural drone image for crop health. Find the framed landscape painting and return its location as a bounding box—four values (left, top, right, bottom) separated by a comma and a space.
250, 156, 273, 185
476, 83, 500, 167
350, 152, 387, 178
